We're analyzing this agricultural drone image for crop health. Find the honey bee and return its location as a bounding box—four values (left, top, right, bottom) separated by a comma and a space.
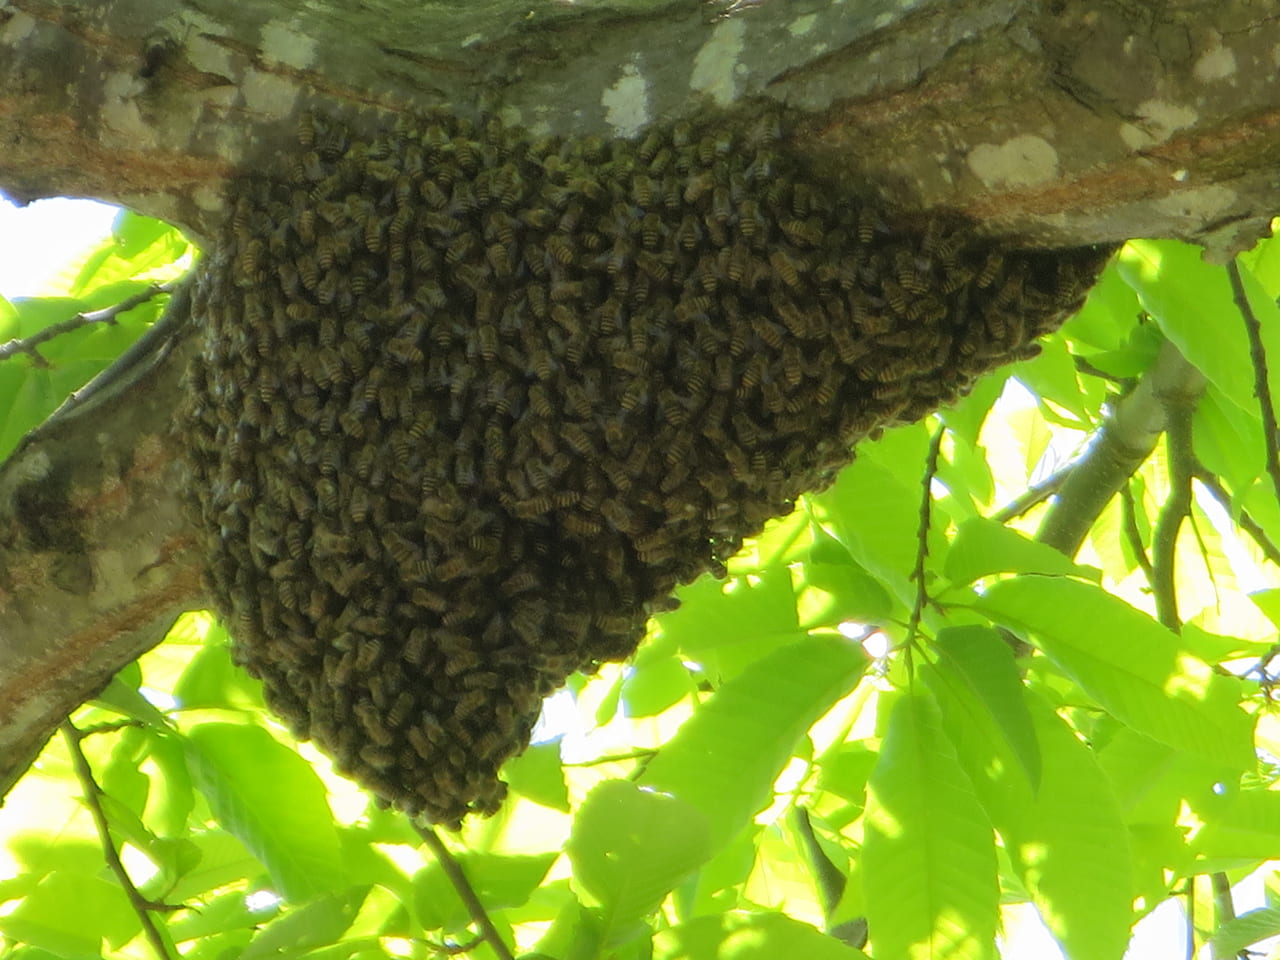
975, 250, 1004, 288
638, 212, 663, 249
546, 234, 575, 265
781, 342, 804, 386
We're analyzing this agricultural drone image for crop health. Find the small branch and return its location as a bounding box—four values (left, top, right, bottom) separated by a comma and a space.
0, 282, 174, 366
61, 721, 175, 960
905, 424, 945, 653
1150, 393, 1196, 632
1037, 340, 1204, 558
1193, 466, 1280, 568
1119, 483, 1156, 584
988, 466, 1070, 523
1072, 355, 1128, 384
1229, 260, 1280, 511
427, 934, 485, 955
1185, 877, 1196, 960
415, 824, 515, 960
1209, 871, 1246, 960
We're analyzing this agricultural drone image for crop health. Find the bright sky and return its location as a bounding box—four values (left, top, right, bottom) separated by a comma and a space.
0, 191, 1270, 959
0, 194, 119, 299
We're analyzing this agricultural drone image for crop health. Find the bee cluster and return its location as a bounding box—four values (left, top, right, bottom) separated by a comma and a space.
179, 109, 1111, 826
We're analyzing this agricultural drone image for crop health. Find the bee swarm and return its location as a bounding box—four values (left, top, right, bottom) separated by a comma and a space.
179, 110, 1111, 826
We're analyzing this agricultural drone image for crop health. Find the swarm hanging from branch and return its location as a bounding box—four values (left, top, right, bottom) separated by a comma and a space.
179, 108, 1112, 827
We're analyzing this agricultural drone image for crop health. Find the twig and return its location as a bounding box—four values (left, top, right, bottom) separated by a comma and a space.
415, 824, 515, 960
904, 423, 945, 655
0, 282, 175, 366
1072, 354, 1128, 384
1185, 877, 1196, 960
61, 721, 175, 960
988, 466, 1070, 523
1209, 871, 1247, 960
427, 934, 485, 955
1193, 466, 1280, 568
1119, 483, 1156, 584
1228, 259, 1280, 511
1150, 393, 1196, 632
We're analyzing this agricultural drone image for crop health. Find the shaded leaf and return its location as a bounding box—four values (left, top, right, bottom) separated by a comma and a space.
931, 625, 1040, 787
184, 723, 346, 901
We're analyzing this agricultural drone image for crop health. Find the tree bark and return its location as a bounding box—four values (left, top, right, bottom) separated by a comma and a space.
0, 0, 1277, 803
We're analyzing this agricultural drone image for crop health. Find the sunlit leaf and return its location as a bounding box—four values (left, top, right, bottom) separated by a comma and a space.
567, 780, 710, 945
943, 518, 1099, 585
504, 740, 570, 812
640, 634, 867, 850
977, 576, 1255, 768
653, 911, 871, 959
863, 691, 998, 960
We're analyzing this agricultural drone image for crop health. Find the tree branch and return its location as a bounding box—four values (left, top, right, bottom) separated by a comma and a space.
61, 721, 176, 960
4, 1, 1280, 254
415, 824, 515, 960
1150, 386, 1199, 631
0, 282, 176, 366
1193, 467, 1280, 568
1036, 340, 1205, 558
1119, 483, 1156, 584
0, 285, 207, 805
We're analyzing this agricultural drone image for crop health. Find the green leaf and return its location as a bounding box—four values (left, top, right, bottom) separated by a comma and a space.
1002, 695, 1133, 960
943, 518, 1099, 585
173, 624, 266, 711
1211, 906, 1280, 957
863, 691, 998, 960
813, 451, 928, 605
183, 723, 346, 901
503, 739, 570, 812
1193, 788, 1280, 861
413, 851, 557, 932
0, 870, 141, 957
930, 625, 1040, 787
1120, 240, 1280, 414
241, 887, 369, 959
794, 559, 892, 629
655, 568, 805, 680
977, 576, 1255, 768
622, 647, 695, 718
653, 911, 871, 960
566, 780, 710, 941
639, 634, 867, 849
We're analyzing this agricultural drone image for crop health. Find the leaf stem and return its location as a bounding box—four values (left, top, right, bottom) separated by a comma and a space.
60, 721, 176, 960
415, 823, 515, 960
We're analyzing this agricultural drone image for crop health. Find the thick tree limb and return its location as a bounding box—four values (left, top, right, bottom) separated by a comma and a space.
2, 0, 1279, 256
0, 287, 207, 804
